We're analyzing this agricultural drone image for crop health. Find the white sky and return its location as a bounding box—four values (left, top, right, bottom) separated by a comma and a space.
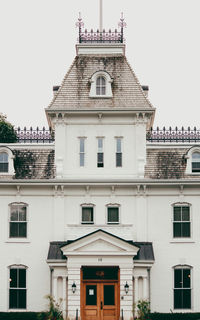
0, 0, 200, 129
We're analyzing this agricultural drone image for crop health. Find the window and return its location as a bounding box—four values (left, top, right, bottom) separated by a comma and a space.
97, 138, 104, 167
174, 266, 191, 309
9, 203, 27, 238
89, 71, 113, 98
79, 138, 85, 167
173, 205, 190, 238
81, 206, 94, 224
0, 152, 9, 172
107, 206, 119, 224
9, 266, 27, 309
192, 152, 200, 172
116, 138, 122, 167
96, 76, 106, 95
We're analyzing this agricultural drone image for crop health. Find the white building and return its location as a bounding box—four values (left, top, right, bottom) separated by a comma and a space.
0, 14, 200, 320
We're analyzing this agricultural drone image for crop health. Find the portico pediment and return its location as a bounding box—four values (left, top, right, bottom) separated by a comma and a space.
60, 229, 139, 257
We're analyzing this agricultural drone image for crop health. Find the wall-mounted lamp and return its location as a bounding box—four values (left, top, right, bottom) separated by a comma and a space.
72, 282, 76, 294
124, 282, 129, 294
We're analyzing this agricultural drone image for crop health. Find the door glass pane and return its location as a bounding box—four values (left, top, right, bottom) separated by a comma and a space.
104, 285, 115, 305
86, 285, 97, 306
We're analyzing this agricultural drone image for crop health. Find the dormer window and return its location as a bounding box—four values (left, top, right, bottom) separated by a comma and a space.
89, 71, 113, 98
192, 152, 200, 172
0, 152, 8, 172
96, 76, 106, 96
0, 147, 15, 175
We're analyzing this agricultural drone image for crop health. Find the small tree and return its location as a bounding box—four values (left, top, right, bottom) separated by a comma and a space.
0, 114, 17, 143
37, 295, 64, 320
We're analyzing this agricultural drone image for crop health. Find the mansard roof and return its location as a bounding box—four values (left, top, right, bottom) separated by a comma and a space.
13, 148, 55, 179
47, 55, 154, 110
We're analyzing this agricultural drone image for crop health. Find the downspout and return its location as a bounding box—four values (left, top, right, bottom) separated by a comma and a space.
50, 267, 54, 295
147, 268, 151, 306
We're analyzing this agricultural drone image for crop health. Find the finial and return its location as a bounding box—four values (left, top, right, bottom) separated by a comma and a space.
75, 12, 84, 29
76, 12, 84, 43
118, 12, 127, 28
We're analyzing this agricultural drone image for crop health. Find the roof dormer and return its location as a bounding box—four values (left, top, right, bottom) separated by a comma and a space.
89, 71, 113, 98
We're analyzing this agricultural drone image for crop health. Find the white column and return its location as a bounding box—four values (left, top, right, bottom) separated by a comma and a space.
143, 276, 148, 300
62, 276, 67, 319
134, 276, 139, 304
53, 277, 58, 302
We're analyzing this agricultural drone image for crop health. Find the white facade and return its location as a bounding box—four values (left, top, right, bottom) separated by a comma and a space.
1, 19, 200, 320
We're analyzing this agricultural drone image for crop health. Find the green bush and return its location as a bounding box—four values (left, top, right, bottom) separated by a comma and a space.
0, 115, 17, 143
0, 312, 40, 320
150, 313, 200, 320
37, 295, 63, 320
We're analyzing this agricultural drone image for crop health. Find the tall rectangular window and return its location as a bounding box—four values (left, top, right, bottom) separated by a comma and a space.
174, 267, 191, 309
173, 205, 190, 238
79, 138, 85, 167
9, 267, 27, 309
82, 207, 94, 224
9, 203, 27, 238
116, 138, 122, 167
107, 207, 119, 224
97, 138, 104, 167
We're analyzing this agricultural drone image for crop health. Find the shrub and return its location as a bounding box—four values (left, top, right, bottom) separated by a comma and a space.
0, 115, 17, 143
37, 295, 63, 320
150, 312, 200, 320
135, 300, 151, 320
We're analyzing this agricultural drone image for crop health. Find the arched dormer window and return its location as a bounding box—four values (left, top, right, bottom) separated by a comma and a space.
0, 147, 15, 175
192, 152, 200, 172
89, 71, 113, 98
185, 146, 200, 174
0, 152, 8, 172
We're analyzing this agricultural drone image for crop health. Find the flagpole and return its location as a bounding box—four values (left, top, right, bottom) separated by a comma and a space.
99, 0, 103, 32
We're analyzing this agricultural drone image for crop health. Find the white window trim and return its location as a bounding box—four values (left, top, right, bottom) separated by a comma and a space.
0, 147, 15, 176
185, 146, 200, 175
89, 71, 113, 98
7, 264, 28, 311
171, 202, 192, 241
172, 265, 193, 311
106, 203, 121, 224
7, 202, 29, 242
80, 203, 95, 224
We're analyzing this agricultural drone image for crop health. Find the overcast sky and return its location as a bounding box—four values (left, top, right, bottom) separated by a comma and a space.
0, 0, 200, 129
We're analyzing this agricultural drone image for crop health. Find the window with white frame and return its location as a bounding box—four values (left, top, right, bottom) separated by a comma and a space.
97, 138, 104, 167
116, 138, 122, 167
9, 203, 28, 238
79, 138, 86, 167
192, 152, 200, 172
0, 152, 9, 172
174, 266, 191, 309
81, 205, 94, 224
9, 265, 27, 309
107, 205, 120, 224
173, 204, 191, 238
89, 71, 113, 98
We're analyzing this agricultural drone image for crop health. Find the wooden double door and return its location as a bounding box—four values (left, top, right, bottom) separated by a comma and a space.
82, 281, 119, 320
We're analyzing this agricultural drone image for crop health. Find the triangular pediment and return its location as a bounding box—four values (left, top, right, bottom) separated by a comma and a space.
61, 230, 139, 257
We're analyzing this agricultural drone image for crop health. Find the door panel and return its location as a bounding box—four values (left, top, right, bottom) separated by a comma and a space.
82, 282, 118, 320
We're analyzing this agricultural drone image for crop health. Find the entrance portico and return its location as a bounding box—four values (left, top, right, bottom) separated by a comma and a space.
47, 230, 154, 320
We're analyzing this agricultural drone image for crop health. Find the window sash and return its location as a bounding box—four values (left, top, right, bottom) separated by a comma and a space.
79, 138, 85, 167
192, 162, 200, 172
116, 153, 122, 167
96, 77, 106, 96
0, 162, 8, 172
173, 206, 190, 237
97, 153, 104, 167
107, 207, 119, 223
82, 207, 94, 223
9, 268, 26, 309
10, 222, 27, 238
174, 268, 191, 309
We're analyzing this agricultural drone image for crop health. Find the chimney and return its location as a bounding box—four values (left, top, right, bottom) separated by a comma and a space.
142, 85, 149, 97
53, 86, 60, 96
